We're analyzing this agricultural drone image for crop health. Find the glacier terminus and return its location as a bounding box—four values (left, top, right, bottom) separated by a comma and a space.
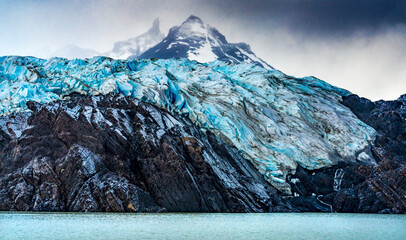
0, 56, 376, 194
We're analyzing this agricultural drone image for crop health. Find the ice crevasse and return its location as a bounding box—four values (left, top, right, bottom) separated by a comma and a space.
0, 56, 377, 194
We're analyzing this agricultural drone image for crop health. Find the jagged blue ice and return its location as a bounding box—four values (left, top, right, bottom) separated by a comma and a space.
0, 56, 377, 193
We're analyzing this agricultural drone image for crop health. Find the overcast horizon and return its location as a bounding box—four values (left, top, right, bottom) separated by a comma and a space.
0, 0, 405, 101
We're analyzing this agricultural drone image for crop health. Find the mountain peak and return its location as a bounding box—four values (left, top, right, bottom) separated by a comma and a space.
150, 18, 160, 33
177, 15, 208, 39
137, 15, 273, 69
106, 18, 165, 59
184, 15, 204, 24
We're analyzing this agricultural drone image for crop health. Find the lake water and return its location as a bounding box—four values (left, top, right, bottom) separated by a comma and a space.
0, 212, 405, 239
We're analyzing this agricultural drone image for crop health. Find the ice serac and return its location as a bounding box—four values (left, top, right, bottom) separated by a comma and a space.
136, 15, 274, 70
106, 18, 165, 59
0, 56, 376, 194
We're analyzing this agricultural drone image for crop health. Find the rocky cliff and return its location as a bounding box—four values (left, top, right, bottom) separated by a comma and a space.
0, 93, 291, 212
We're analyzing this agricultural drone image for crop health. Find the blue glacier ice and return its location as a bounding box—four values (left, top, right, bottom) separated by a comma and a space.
0, 56, 377, 193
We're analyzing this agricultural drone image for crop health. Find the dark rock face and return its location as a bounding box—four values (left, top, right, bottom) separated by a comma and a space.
0, 93, 287, 212
341, 94, 406, 213
342, 94, 406, 160
287, 162, 405, 213
284, 94, 406, 213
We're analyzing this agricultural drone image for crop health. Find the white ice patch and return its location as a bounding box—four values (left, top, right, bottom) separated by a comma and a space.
156, 129, 166, 139
163, 114, 182, 129
167, 42, 189, 49
333, 169, 345, 191
136, 113, 145, 122
114, 129, 127, 141
187, 41, 217, 63
74, 145, 103, 177
290, 178, 300, 184
65, 105, 81, 119
82, 106, 93, 124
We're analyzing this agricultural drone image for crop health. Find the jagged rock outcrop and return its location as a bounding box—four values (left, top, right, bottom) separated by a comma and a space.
106, 18, 165, 59
0, 93, 290, 212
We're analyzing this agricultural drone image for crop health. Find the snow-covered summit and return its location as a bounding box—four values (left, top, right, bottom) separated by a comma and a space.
137, 15, 273, 69
106, 18, 165, 59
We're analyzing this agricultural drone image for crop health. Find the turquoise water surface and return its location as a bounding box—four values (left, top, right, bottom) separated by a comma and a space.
0, 212, 405, 240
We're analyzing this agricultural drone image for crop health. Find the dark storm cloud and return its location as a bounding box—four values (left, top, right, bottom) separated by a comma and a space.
203, 0, 406, 35
194, 0, 406, 101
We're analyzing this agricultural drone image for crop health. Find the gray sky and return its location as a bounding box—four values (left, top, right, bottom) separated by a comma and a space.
1, 0, 405, 100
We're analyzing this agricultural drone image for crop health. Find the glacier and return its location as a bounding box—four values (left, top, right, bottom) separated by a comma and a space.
0, 56, 376, 194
